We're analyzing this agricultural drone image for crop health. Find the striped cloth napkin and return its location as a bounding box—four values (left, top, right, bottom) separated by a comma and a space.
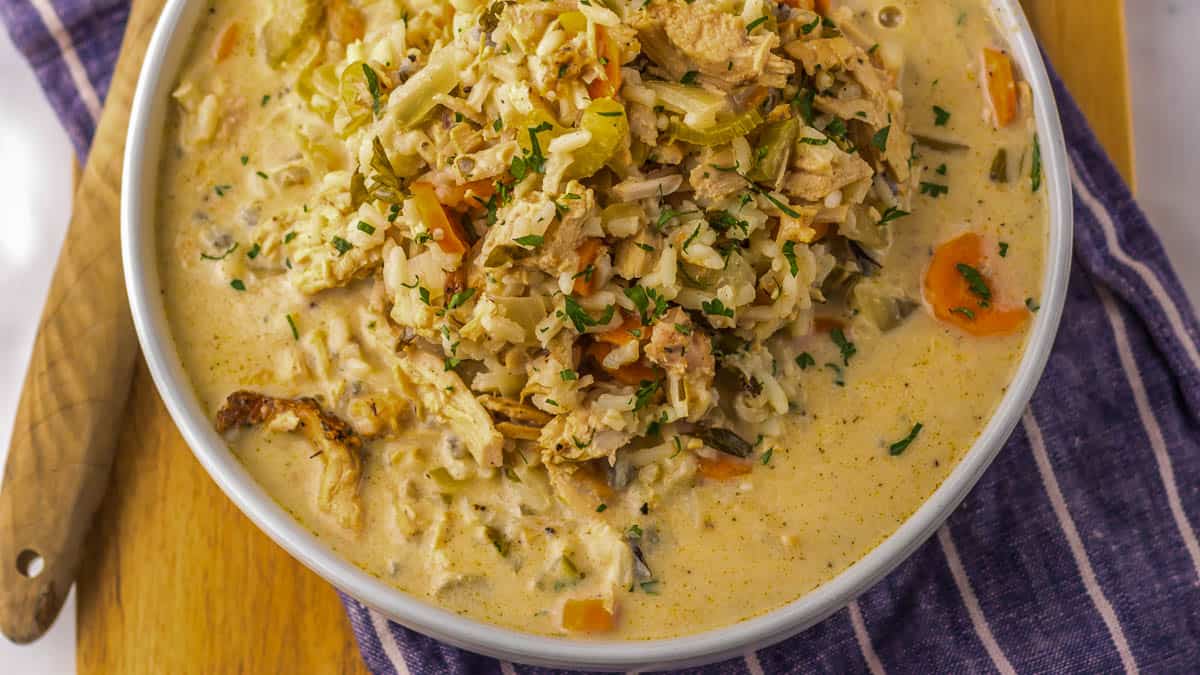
6, 2, 1197, 672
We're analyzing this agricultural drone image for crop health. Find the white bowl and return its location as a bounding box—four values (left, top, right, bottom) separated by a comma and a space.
122, 1, 1073, 669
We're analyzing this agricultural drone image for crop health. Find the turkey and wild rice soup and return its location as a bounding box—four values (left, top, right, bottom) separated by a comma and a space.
161, 0, 1046, 638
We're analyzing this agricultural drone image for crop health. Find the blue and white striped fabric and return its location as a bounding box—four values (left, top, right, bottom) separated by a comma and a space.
8, 1, 1197, 671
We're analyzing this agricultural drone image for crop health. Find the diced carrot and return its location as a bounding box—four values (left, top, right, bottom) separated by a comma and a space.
696, 454, 753, 481
562, 598, 615, 633
923, 232, 1028, 336
982, 48, 1018, 128
595, 313, 641, 346
573, 238, 605, 296
587, 26, 623, 99
585, 343, 660, 385
212, 22, 239, 63
428, 179, 496, 213
411, 183, 469, 256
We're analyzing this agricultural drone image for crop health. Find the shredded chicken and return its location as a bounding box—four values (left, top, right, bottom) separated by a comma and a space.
216, 391, 364, 531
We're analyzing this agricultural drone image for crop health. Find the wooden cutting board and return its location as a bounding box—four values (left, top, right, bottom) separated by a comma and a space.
74, 1, 1134, 672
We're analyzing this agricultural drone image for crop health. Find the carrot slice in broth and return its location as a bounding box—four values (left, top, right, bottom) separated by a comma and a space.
983, 48, 1018, 128
562, 598, 615, 633
924, 232, 1028, 336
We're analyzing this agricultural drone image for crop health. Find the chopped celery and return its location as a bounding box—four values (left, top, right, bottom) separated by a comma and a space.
644, 81, 727, 129
748, 117, 799, 184
390, 47, 467, 129
668, 108, 764, 147
262, 0, 321, 66
565, 97, 629, 180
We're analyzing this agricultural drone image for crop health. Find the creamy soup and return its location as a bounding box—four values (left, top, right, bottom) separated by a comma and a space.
159, 0, 1045, 639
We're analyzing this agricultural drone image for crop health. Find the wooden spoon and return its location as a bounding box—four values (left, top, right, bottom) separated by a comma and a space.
0, 0, 159, 644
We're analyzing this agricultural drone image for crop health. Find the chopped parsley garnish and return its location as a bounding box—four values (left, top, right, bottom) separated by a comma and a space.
761, 447, 774, 465
240, 155, 249, 165
800, 15, 821, 34
626, 524, 644, 539
680, 70, 700, 85
824, 118, 847, 139
246, 242, 261, 259
632, 380, 660, 411
999, 242, 1009, 257
683, 223, 703, 251
493, 118, 503, 132
674, 323, 692, 336
878, 206, 910, 225
357, 221, 376, 235
782, 241, 800, 277
831, 328, 856, 365
230, 279, 246, 291
200, 242, 238, 261
331, 236, 354, 256
260, 94, 271, 106
1031, 133, 1043, 192
889, 423, 924, 456
796, 352, 815, 369
933, 105, 952, 126
625, 285, 668, 325
701, 298, 734, 319
1026, 297, 1040, 312
794, 88, 816, 124
955, 263, 991, 306
285, 314, 299, 340
444, 356, 462, 371
213, 184, 231, 197
513, 234, 545, 248
563, 296, 615, 333
256, 171, 269, 180
799, 136, 830, 146
919, 181, 950, 198
936, 163, 948, 175
446, 288, 476, 310
560, 369, 578, 382
597, 110, 624, 117
362, 63, 383, 117
596, 504, 608, 513
872, 125, 891, 152
746, 15, 769, 32
284, 231, 297, 244
417, 286, 431, 305
950, 306, 976, 320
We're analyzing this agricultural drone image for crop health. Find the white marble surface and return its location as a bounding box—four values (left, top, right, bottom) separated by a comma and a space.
1, 1, 1199, 672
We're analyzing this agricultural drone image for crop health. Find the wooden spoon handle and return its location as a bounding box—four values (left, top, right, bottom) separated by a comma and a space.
0, 81, 140, 647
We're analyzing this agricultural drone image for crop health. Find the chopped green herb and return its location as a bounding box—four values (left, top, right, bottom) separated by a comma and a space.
284, 231, 297, 244
674, 323, 692, 336
357, 221, 376, 235
889, 423, 924, 455
919, 181, 950, 198
256, 171, 269, 180
246, 242, 261, 259
331, 236, 354, 256
825, 362, 845, 387
745, 15, 769, 32
1026, 297, 1040, 312
230, 279, 246, 291
563, 296, 615, 333
560, 369, 578, 382
285, 314, 299, 340
761, 447, 774, 465
625, 285, 668, 325
200, 242, 238, 261
701, 298, 734, 319
596, 504, 607, 513
447, 287, 476, 310
831, 328, 856, 365
362, 63, 383, 117
632, 380, 660, 411
514, 234, 545, 248
796, 352, 815, 369
933, 105, 952, 126
680, 70, 700, 85
596, 110, 624, 117
950, 306, 976, 320
214, 184, 231, 197
999, 242, 1009, 257
879, 206, 910, 225
782, 241, 800, 277
801, 15, 820, 34
261, 94, 271, 106
240, 155, 249, 166
955, 263, 991, 306
799, 136, 830, 146
872, 125, 891, 152
1031, 133, 1043, 192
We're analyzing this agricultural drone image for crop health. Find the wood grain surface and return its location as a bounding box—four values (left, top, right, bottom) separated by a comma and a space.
73, 1, 1134, 673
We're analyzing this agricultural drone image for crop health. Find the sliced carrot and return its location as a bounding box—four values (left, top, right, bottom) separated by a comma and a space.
573, 238, 605, 296
982, 48, 1018, 128
212, 22, 239, 63
587, 26, 623, 99
428, 179, 496, 213
923, 232, 1028, 336
562, 598, 615, 633
585, 342, 660, 386
696, 454, 753, 481
411, 183, 469, 255
595, 313, 641, 346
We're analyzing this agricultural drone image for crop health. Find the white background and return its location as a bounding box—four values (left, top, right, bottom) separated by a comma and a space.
1, 1, 1198, 672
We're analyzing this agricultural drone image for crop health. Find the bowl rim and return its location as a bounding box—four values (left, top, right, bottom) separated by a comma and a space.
122, 1, 1073, 669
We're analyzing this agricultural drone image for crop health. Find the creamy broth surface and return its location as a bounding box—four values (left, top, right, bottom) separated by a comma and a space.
159, 0, 1046, 639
